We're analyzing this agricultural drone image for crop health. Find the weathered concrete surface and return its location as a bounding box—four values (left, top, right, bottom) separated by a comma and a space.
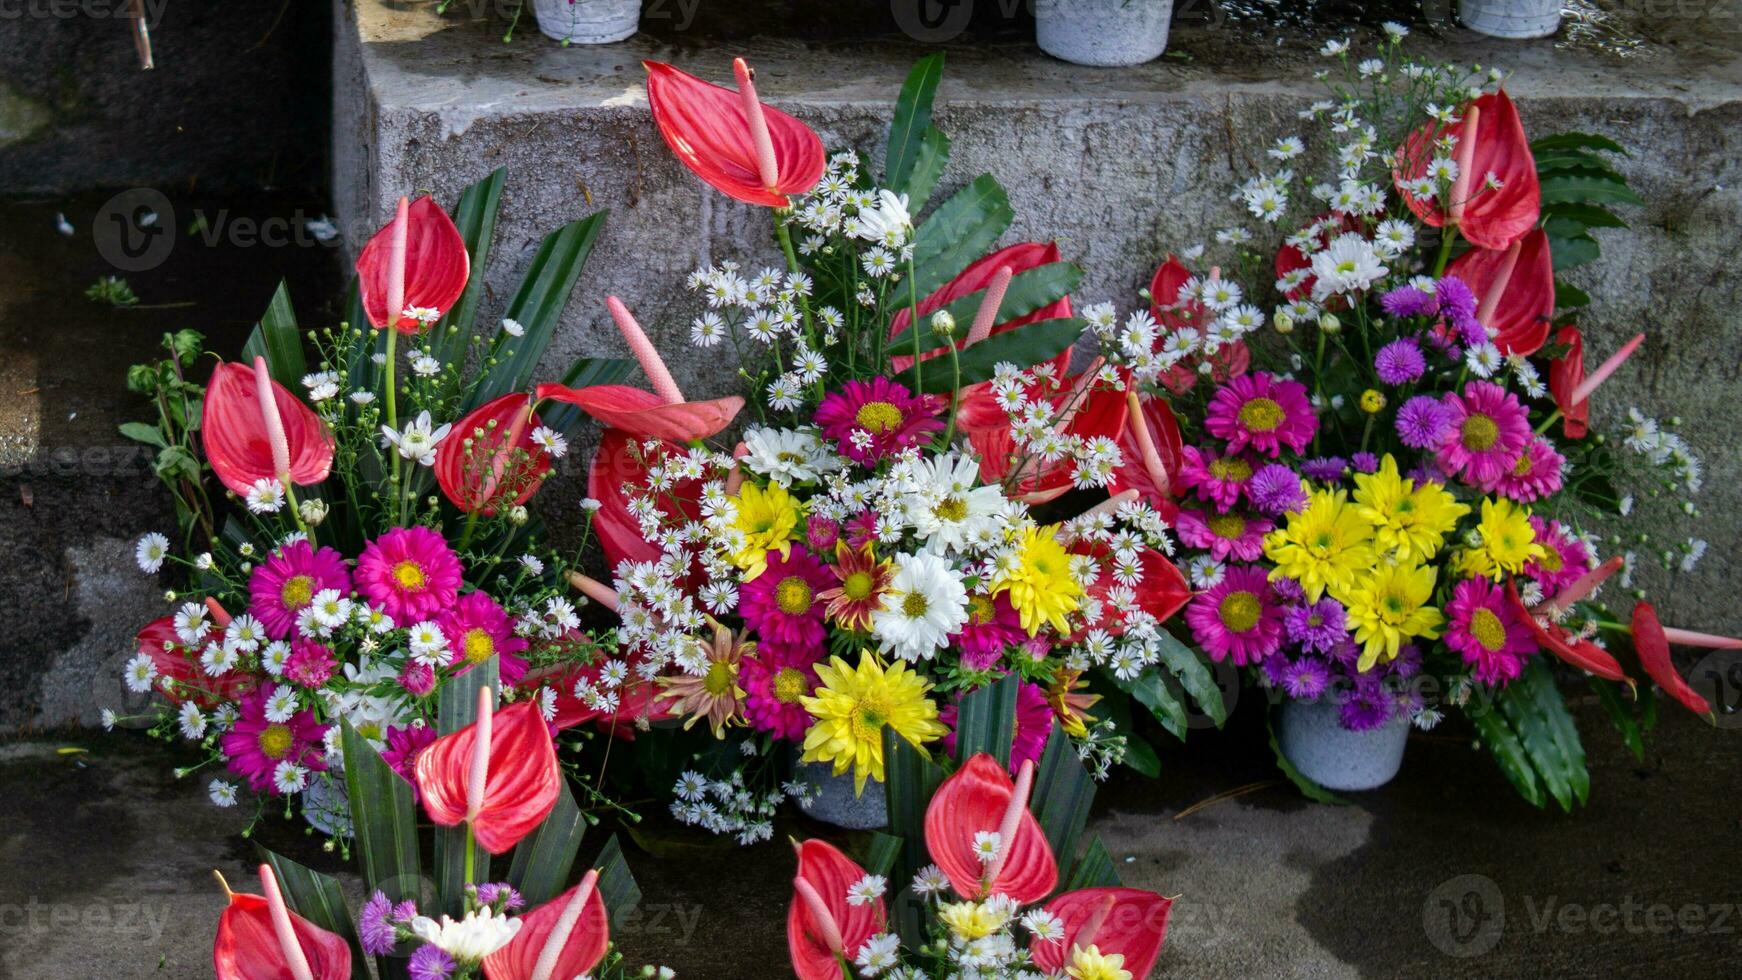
7, 698, 1738, 978
336, 0, 1742, 634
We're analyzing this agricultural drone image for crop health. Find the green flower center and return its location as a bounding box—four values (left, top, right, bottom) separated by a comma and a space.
280, 575, 314, 610
1469, 607, 1508, 652
774, 576, 815, 616
1209, 457, 1252, 483
854, 400, 905, 434
1218, 590, 1262, 633
1238, 397, 1285, 432
902, 592, 930, 618
1208, 513, 1248, 540
1461, 414, 1500, 452
773, 667, 808, 704
967, 594, 996, 625
703, 660, 735, 697
842, 571, 875, 601
258, 723, 293, 760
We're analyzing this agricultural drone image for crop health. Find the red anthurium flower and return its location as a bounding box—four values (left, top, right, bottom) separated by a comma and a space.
137, 617, 259, 708
1547, 325, 1589, 439
1395, 89, 1541, 251
788, 839, 885, 980
1445, 228, 1555, 356
1149, 257, 1250, 392
1111, 389, 1185, 519
924, 754, 1057, 904
1631, 601, 1717, 718
889, 241, 1075, 372
202, 358, 335, 496
962, 361, 1129, 504
355, 195, 470, 333
1028, 887, 1173, 978
212, 864, 352, 980
1503, 579, 1629, 684
482, 869, 609, 980
434, 393, 552, 515
413, 688, 561, 854
645, 59, 825, 207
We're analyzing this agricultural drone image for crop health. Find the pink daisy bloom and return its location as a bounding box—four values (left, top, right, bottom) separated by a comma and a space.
1177, 445, 1257, 512
439, 591, 531, 687
954, 592, 1027, 671
813, 377, 944, 465
248, 540, 351, 640
1203, 372, 1317, 458
1174, 508, 1273, 562
284, 640, 338, 688
1184, 564, 1284, 665
220, 686, 327, 793
381, 723, 437, 801
355, 526, 462, 625
739, 546, 832, 658
1436, 381, 1530, 487
1444, 578, 1537, 686
1484, 436, 1565, 502
939, 680, 1054, 772
740, 648, 820, 741
1524, 517, 1593, 596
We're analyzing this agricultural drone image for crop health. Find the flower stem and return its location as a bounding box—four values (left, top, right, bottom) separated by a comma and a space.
1432, 230, 1456, 279
942, 338, 963, 449
282, 483, 312, 543
907, 256, 923, 394
464, 823, 477, 888
458, 510, 480, 552
384, 328, 402, 523
1534, 408, 1563, 436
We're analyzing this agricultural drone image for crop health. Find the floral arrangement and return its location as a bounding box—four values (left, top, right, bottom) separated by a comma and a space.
1104, 28, 1737, 805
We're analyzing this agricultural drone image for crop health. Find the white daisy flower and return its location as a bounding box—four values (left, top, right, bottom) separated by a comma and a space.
123, 653, 158, 693
501, 318, 525, 337
272, 760, 309, 795
208, 779, 239, 808
178, 702, 207, 739
244, 478, 286, 514
846, 874, 888, 906
264, 684, 300, 723
135, 533, 169, 573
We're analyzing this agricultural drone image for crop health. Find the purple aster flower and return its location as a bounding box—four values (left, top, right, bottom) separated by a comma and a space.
359, 891, 397, 957
1339, 676, 1394, 732
409, 944, 456, 980
1380, 285, 1438, 318
1246, 463, 1308, 515
1351, 452, 1379, 474
1387, 643, 1423, 679
1452, 313, 1489, 349
1271, 575, 1306, 603
1436, 275, 1477, 321
1283, 658, 1332, 699
1301, 456, 1346, 483
1260, 651, 1292, 687
1408, 460, 1448, 485
391, 899, 419, 923
472, 882, 525, 912
1395, 395, 1453, 449
1285, 598, 1347, 653
1327, 636, 1362, 669
1392, 685, 1424, 718
1374, 337, 1426, 385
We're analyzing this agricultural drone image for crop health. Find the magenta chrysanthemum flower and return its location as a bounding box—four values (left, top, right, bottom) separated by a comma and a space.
806, 514, 840, 552
1484, 436, 1564, 502
248, 540, 351, 640
740, 648, 819, 741
739, 546, 832, 658
220, 686, 327, 793
954, 592, 1026, 671
1178, 445, 1257, 512
1524, 517, 1592, 596
1204, 372, 1317, 458
1436, 381, 1530, 487
355, 527, 462, 625
1444, 578, 1536, 686
1184, 565, 1284, 665
1174, 508, 1272, 562
284, 640, 337, 688
813, 377, 944, 465
940, 681, 1053, 772
439, 591, 530, 687
1374, 337, 1426, 385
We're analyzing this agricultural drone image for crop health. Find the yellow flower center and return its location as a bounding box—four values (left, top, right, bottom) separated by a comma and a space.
257, 723, 293, 760
1512, 451, 1534, 476
1461, 413, 1499, 451
280, 575, 314, 610
463, 628, 495, 664
934, 496, 968, 522
1468, 607, 1508, 652
850, 694, 891, 742
854, 400, 904, 434
1208, 457, 1252, 482
703, 660, 735, 697
1537, 546, 1562, 572
1218, 590, 1262, 633
902, 592, 930, 618
774, 575, 815, 616
1208, 513, 1248, 540
842, 571, 875, 601
1238, 397, 1285, 432
967, 594, 996, 625
773, 667, 808, 703
392, 560, 428, 592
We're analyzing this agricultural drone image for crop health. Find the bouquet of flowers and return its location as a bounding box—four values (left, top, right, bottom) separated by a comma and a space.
1115, 28, 1735, 804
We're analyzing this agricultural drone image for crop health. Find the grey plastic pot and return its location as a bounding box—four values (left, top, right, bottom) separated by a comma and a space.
1459, 0, 1561, 39
531, 0, 641, 44
1277, 697, 1409, 792
1035, 0, 1173, 67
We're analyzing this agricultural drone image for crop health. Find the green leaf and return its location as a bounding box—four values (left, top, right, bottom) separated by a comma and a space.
1157, 632, 1227, 728
1063, 837, 1122, 891
429, 169, 507, 376
433, 657, 500, 913
886, 53, 945, 194
535, 356, 637, 435
1469, 698, 1545, 808
118, 421, 167, 449
1555, 282, 1592, 309
886, 262, 1084, 355
507, 779, 587, 907
1497, 660, 1589, 810
341, 722, 423, 905
1533, 151, 1626, 182
1116, 667, 1189, 741
1032, 725, 1097, 868
254, 847, 371, 980
1541, 202, 1628, 230
864, 832, 904, 879
903, 128, 952, 215
881, 726, 946, 952
1123, 734, 1161, 778
953, 673, 1020, 767
1548, 233, 1600, 272
240, 281, 308, 387
593, 834, 642, 919
1531, 132, 1628, 156
905, 175, 1013, 301
1540, 175, 1644, 208
464, 211, 608, 412
896, 317, 1084, 395
1267, 714, 1349, 806
1592, 677, 1645, 761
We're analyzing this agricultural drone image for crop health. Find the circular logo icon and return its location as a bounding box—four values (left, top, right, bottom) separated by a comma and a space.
1690, 648, 1742, 729
890, 0, 975, 43
1423, 874, 1505, 958
93, 188, 175, 273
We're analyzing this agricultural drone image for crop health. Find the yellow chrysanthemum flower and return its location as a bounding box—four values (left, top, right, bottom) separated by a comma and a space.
728, 481, 802, 580
1353, 455, 1471, 563
1066, 945, 1134, 980
799, 652, 947, 795
937, 899, 1013, 941
1262, 489, 1375, 602
1344, 560, 1445, 670
992, 524, 1082, 636
1458, 497, 1545, 581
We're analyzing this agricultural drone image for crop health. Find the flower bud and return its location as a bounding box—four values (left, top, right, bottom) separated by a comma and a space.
298, 498, 329, 527
508, 505, 529, 526
1359, 389, 1386, 414
1319, 312, 1341, 334
930, 309, 957, 336
1273, 311, 1295, 334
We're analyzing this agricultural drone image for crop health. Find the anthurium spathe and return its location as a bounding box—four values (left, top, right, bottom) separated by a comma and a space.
1395, 88, 1541, 251
1028, 886, 1173, 979
433, 393, 552, 515
787, 839, 885, 980
413, 687, 561, 854
923, 753, 1057, 905
1444, 228, 1555, 356
355, 195, 470, 333
1503, 579, 1629, 684
1631, 601, 1718, 718
481, 869, 609, 980
201, 358, 335, 496
212, 864, 352, 980
888, 241, 1075, 372
1547, 327, 1644, 441
585, 428, 706, 573
1111, 390, 1185, 519
644, 58, 826, 207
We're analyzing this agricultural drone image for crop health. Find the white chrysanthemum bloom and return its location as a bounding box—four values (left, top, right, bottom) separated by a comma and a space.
244, 478, 286, 514
855, 933, 901, 975
410, 908, 523, 963
900, 453, 1007, 556
872, 552, 969, 662
177, 702, 207, 739
380, 411, 452, 467
1309, 233, 1387, 302
854, 189, 912, 245
741, 426, 841, 487
135, 532, 169, 573
501, 317, 525, 337
208, 779, 238, 808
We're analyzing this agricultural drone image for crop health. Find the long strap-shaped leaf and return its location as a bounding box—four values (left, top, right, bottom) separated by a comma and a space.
593, 833, 642, 919
951, 672, 1020, 768
1032, 725, 1096, 872
1495, 659, 1588, 810
240, 280, 307, 387
885, 53, 945, 195
254, 845, 371, 980
428, 168, 507, 384
885, 261, 1084, 355
506, 778, 587, 907
341, 721, 423, 903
